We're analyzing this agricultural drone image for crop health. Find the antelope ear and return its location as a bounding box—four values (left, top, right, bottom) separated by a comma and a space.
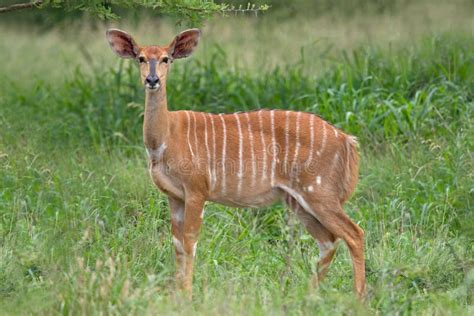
106, 29, 139, 59
167, 29, 200, 59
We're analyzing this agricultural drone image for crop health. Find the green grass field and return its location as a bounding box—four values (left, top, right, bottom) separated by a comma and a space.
0, 2, 473, 314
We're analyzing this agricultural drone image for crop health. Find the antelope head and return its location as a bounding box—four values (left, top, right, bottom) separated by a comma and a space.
106, 28, 200, 91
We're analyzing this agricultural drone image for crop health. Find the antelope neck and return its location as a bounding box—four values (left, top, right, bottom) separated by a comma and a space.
143, 86, 169, 150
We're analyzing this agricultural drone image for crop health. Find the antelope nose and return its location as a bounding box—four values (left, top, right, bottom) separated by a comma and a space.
145, 75, 160, 87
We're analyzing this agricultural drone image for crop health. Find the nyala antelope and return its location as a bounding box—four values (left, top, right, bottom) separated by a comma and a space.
106, 28, 366, 298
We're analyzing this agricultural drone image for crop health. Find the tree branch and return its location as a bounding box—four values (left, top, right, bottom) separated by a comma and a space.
0, 0, 43, 14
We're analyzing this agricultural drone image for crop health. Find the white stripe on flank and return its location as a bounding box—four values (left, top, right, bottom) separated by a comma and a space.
219, 114, 227, 194
192, 112, 199, 159
258, 111, 267, 181
202, 113, 212, 186
284, 111, 290, 172
292, 112, 302, 172
334, 128, 339, 138
209, 114, 217, 190
185, 111, 195, 158
317, 122, 327, 156
270, 110, 276, 186
307, 115, 315, 164
316, 175, 322, 185
245, 113, 257, 187
234, 113, 244, 194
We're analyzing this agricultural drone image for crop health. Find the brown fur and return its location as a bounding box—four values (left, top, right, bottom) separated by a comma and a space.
106, 29, 366, 299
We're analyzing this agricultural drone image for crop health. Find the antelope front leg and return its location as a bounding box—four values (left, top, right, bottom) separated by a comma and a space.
168, 196, 186, 288
181, 194, 205, 297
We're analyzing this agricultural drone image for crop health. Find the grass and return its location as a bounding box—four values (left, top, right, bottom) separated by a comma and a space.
0, 5, 473, 315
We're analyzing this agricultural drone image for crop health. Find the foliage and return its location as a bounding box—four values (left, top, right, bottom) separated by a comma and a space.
0, 0, 269, 24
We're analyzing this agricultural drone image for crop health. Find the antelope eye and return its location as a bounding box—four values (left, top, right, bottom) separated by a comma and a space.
162, 57, 169, 64
138, 56, 146, 63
